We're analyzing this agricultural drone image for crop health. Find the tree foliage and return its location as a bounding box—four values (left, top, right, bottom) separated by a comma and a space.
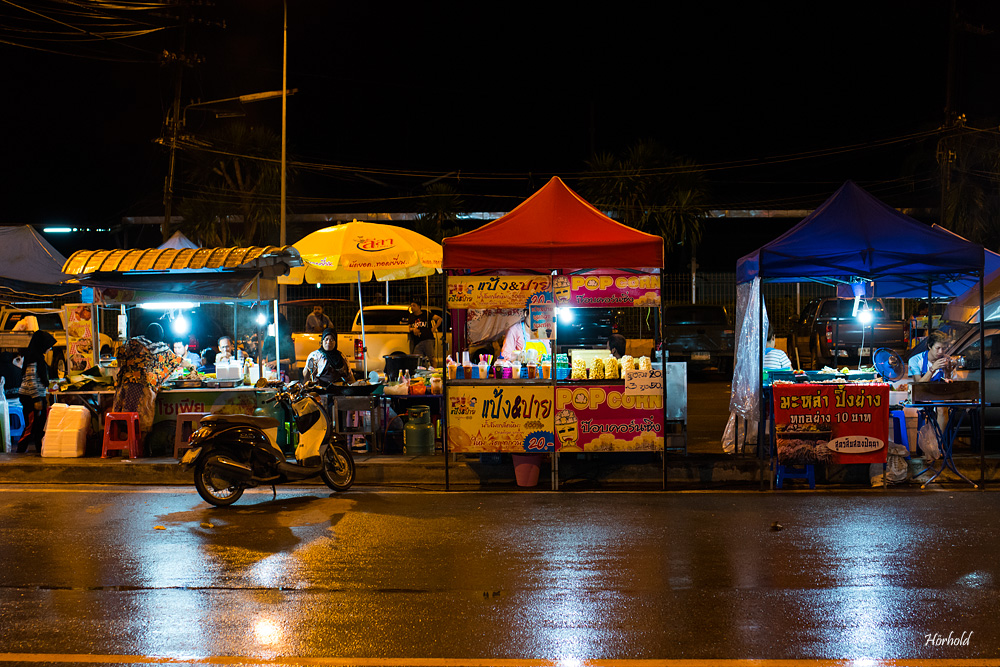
414, 182, 465, 243
577, 140, 708, 248
939, 125, 1000, 250
176, 122, 285, 247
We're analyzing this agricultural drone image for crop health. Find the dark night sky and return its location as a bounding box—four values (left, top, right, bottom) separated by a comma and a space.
3, 0, 1000, 249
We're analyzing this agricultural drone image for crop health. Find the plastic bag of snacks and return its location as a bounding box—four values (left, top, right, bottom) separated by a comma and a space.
590, 358, 605, 380
638, 356, 652, 371
571, 358, 587, 380
604, 357, 619, 379
620, 355, 634, 374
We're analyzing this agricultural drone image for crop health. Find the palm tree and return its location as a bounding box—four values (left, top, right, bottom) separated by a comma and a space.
414, 182, 465, 243
577, 139, 708, 248
175, 122, 285, 247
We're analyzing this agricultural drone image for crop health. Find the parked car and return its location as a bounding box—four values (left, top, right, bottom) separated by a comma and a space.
787, 297, 907, 370
661, 305, 734, 373
554, 307, 615, 351
948, 324, 1000, 428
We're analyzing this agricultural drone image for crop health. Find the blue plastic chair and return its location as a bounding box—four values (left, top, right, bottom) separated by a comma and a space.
7, 400, 25, 446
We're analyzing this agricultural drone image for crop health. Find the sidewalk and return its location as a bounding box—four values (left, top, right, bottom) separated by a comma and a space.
0, 449, 996, 490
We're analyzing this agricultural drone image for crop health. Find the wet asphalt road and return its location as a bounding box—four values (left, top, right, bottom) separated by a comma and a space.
0, 485, 999, 665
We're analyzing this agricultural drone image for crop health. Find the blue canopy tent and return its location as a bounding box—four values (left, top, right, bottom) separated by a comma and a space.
733, 181, 986, 487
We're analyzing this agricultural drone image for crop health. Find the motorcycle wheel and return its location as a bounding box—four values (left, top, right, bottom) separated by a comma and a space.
194, 454, 245, 506
321, 444, 355, 491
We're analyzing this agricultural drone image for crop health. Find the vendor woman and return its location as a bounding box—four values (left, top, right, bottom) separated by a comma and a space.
908, 330, 952, 382
302, 329, 354, 385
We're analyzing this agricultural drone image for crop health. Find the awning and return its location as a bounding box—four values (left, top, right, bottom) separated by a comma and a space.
63, 246, 300, 276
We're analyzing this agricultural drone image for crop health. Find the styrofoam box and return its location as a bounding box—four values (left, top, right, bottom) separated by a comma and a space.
41, 405, 90, 458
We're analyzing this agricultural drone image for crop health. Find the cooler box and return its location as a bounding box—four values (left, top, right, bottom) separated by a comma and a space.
42, 404, 90, 458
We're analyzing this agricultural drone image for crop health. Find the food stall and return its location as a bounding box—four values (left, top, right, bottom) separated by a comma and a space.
734, 181, 987, 488
441, 176, 669, 489
56, 245, 301, 456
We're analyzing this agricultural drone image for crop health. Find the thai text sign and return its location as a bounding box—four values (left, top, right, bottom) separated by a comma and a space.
447, 384, 554, 452
154, 389, 268, 423
447, 276, 552, 309
554, 384, 664, 452
772, 383, 888, 465
552, 274, 660, 307
625, 368, 663, 396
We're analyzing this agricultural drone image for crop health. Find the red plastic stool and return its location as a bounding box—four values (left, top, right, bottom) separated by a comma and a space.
174, 412, 208, 459
103, 412, 142, 458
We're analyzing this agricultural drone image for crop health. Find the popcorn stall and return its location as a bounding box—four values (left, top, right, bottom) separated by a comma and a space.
441, 177, 668, 489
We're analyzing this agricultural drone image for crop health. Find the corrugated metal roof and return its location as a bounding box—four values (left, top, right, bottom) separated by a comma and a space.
62, 246, 300, 275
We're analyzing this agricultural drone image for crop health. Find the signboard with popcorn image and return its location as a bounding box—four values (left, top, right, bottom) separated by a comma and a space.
447, 385, 555, 452
555, 384, 665, 452
557, 274, 660, 308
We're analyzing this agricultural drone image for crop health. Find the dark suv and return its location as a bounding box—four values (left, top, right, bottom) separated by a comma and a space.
662, 305, 734, 373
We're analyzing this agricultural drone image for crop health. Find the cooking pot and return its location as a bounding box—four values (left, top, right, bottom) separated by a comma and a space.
383, 353, 421, 382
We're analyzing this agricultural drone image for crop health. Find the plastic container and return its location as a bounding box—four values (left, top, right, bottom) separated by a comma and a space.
41, 404, 89, 458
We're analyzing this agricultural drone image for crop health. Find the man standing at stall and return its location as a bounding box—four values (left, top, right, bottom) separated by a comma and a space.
305, 306, 333, 334
407, 301, 442, 363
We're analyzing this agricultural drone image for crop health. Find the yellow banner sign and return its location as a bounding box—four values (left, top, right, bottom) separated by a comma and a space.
447, 276, 552, 309
446, 384, 555, 452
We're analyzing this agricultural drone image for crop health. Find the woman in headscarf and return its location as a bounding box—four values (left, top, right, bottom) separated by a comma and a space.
16, 330, 56, 453
302, 329, 354, 385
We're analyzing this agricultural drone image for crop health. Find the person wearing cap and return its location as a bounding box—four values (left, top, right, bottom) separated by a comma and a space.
303, 328, 354, 385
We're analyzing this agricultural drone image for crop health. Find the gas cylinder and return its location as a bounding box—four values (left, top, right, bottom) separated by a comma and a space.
403, 404, 435, 455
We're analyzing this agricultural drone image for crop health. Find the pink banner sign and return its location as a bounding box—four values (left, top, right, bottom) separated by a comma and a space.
552, 274, 660, 308
554, 384, 664, 452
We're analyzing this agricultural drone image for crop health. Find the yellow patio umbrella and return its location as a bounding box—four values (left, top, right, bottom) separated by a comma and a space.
279, 220, 443, 375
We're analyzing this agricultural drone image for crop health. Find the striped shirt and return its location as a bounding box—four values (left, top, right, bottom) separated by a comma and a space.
18, 361, 46, 399
763, 348, 792, 371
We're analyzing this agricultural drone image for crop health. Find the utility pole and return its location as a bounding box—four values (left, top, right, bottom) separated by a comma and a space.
162, 24, 187, 244
279, 0, 289, 305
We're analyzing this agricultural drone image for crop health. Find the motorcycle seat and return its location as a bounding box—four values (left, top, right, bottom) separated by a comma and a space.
201, 414, 280, 430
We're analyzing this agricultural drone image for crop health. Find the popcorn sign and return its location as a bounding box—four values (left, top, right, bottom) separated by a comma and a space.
553, 274, 661, 307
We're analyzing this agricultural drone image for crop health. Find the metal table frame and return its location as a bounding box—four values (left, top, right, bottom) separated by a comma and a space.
911, 401, 980, 489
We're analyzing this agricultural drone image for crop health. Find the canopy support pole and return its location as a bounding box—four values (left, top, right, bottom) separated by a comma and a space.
980, 267, 986, 487
273, 299, 280, 380
357, 272, 368, 377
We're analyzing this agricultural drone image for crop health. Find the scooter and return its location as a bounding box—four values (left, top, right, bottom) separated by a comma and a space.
180, 381, 355, 506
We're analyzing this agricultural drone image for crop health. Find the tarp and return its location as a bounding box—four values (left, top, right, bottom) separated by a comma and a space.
736, 181, 984, 286
158, 231, 199, 250
0, 225, 77, 298
443, 176, 663, 269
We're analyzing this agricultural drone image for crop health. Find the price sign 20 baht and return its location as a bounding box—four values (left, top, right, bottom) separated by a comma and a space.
772, 383, 888, 465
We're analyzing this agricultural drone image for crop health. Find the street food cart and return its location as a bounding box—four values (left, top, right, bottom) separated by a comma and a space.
442, 176, 672, 489
57, 245, 301, 456
734, 181, 987, 488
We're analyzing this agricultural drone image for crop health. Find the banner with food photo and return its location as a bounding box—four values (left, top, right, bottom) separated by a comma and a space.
554, 384, 664, 452
446, 275, 552, 309
64, 304, 95, 373
447, 385, 554, 452
772, 383, 889, 465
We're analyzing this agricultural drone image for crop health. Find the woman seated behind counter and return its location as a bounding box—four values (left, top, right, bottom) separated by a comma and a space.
908, 330, 952, 383
302, 329, 355, 385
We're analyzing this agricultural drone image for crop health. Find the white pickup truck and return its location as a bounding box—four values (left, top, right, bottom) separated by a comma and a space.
291, 305, 443, 374
0, 307, 113, 379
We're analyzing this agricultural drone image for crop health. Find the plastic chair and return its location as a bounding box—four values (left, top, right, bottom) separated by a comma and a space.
102, 412, 141, 458
174, 412, 208, 459
775, 464, 815, 489
8, 400, 25, 443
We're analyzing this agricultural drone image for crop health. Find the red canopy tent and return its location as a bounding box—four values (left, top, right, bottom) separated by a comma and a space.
443, 176, 663, 270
